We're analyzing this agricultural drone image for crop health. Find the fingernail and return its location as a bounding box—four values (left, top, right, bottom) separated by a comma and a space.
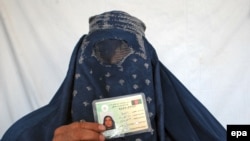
98, 125, 106, 130
99, 134, 105, 141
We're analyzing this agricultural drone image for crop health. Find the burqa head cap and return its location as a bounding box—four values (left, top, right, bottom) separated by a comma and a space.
81, 11, 149, 62
89, 11, 146, 36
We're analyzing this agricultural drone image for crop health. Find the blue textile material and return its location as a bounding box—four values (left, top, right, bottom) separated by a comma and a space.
2, 11, 226, 141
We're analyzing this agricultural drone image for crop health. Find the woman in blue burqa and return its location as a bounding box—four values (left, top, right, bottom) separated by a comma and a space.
2, 11, 226, 141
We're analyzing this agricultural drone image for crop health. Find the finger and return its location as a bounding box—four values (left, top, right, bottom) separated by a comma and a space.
79, 122, 106, 132
53, 124, 105, 141
53, 125, 68, 136
74, 129, 105, 141
54, 122, 105, 134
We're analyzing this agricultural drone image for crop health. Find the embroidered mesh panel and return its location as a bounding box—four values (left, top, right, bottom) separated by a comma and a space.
93, 39, 133, 65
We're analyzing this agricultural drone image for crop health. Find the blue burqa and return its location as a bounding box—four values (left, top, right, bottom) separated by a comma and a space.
2, 11, 226, 141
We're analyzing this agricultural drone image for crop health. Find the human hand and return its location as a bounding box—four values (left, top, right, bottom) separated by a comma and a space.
52, 122, 106, 141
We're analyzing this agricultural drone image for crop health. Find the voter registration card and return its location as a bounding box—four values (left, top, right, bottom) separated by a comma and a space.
92, 93, 152, 139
